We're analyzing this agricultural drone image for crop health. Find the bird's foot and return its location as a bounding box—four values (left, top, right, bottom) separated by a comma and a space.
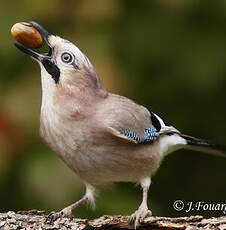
46, 196, 88, 223
130, 205, 152, 229
46, 207, 73, 223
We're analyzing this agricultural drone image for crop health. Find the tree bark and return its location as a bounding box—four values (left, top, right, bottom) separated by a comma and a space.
0, 210, 225, 230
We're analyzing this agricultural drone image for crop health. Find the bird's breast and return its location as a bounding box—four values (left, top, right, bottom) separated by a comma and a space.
39, 104, 163, 186
39, 105, 89, 172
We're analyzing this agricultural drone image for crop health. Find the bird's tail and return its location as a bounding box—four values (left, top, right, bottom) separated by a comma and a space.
180, 134, 226, 157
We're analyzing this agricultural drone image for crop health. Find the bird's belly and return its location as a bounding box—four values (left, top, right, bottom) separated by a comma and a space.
40, 115, 162, 186
68, 142, 162, 186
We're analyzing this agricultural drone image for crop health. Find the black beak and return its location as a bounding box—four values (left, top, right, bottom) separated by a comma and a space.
14, 21, 61, 84
14, 21, 53, 61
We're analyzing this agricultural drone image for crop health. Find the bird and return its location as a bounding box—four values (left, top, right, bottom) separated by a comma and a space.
14, 21, 226, 228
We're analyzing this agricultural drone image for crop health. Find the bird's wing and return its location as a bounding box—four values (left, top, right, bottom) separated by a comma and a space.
97, 94, 179, 144
107, 111, 180, 144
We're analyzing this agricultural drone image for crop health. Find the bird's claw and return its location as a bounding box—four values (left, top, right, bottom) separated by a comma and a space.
46, 208, 73, 223
129, 207, 152, 229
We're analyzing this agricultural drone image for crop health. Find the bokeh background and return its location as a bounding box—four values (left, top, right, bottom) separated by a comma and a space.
0, 0, 225, 219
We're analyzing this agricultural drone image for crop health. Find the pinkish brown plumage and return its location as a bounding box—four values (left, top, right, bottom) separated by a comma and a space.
14, 21, 226, 228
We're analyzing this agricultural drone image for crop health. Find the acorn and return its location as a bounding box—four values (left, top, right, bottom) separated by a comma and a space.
11, 22, 43, 49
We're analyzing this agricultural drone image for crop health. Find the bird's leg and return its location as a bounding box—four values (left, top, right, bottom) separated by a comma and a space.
47, 184, 95, 222
47, 195, 88, 221
130, 177, 152, 229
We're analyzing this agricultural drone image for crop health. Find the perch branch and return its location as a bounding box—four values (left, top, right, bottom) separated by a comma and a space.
0, 210, 225, 230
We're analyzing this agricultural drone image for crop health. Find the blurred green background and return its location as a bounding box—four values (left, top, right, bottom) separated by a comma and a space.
0, 0, 225, 219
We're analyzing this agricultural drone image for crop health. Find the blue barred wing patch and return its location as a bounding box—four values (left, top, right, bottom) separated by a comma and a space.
122, 125, 159, 142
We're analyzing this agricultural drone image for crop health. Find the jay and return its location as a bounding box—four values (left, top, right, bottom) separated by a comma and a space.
14, 21, 226, 228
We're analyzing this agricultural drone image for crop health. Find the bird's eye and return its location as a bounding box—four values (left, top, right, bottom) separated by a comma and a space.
61, 52, 74, 64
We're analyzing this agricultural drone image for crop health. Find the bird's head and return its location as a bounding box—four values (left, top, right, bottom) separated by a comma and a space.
14, 21, 107, 104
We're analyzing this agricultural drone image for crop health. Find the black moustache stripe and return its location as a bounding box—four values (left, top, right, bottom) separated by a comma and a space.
42, 59, 60, 84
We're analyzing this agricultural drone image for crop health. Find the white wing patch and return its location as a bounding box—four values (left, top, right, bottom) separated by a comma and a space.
152, 112, 180, 135
152, 113, 166, 127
